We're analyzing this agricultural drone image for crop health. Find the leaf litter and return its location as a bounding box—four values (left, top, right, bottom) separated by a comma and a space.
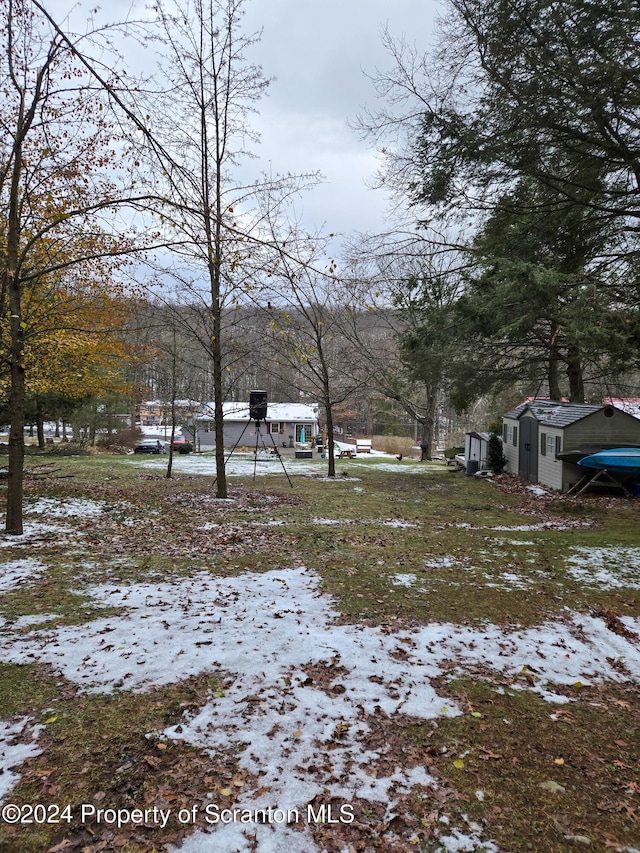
1, 472, 640, 851
2, 564, 640, 851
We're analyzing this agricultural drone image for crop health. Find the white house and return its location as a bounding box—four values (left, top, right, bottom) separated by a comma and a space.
188, 401, 320, 450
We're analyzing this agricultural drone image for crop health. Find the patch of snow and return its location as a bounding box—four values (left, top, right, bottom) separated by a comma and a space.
2, 567, 639, 852
0, 558, 46, 594
485, 572, 529, 590
526, 485, 548, 497
351, 461, 443, 474
392, 573, 418, 587
131, 451, 414, 480
0, 522, 72, 547
381, 519, 419, 528
127, 453, 322, 478
25, 498, 105, 518
565, 547, 640, 589
424, 557, 459, 569
436, 827, 499, 852
453, 521, 591, 532
0, 718, 42, 801
170, 820, 319, 852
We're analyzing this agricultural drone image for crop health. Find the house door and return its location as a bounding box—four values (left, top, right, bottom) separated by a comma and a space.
518, 418, 539, 482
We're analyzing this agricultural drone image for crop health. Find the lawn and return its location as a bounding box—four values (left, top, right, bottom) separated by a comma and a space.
0, 451, 639, 853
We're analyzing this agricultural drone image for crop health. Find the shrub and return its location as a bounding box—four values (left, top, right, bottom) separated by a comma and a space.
487, 431, 507, 474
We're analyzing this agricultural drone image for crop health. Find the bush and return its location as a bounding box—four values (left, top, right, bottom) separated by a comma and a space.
96, 428, 142, 450
486, 431, 507, 474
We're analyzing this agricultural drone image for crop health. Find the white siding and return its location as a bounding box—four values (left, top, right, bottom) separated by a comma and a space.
537, 427, 563, 491
501, 419, 519, 474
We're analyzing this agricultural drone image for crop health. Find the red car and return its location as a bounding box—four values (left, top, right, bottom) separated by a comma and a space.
171, 436, 193, 454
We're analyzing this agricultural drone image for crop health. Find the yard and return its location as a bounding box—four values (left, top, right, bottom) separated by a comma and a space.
0, 451, 639, 853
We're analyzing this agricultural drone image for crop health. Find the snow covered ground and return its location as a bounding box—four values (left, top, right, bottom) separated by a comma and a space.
125, 449, 440, 478
1, 553, 640, 852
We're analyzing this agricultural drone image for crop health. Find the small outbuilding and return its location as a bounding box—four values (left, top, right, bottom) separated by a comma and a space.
463, 431, 491, 474
502, 399, 640, 491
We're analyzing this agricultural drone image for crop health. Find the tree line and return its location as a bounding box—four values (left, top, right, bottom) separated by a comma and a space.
3, 0, 640, 532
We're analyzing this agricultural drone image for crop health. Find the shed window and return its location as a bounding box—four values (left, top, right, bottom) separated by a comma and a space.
546, 435, 556, 456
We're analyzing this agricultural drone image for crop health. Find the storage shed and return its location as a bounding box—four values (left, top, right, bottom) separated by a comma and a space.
463, 431, 491, 474
502, 399, 640, 491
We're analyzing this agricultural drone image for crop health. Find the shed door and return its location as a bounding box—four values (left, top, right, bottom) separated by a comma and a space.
518, 418, 539, 483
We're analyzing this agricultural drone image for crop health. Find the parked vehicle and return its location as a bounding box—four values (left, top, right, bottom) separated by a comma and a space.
172, 436, 193, 454
133, 439, 165, 454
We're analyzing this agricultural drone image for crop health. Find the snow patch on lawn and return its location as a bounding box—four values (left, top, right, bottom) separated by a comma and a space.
25, 497, 106, 518
0, 522, 72, 547
565, 547, 640, 589
0, 718, 42, 802
2, 566, 640, 851
424, 556, 459, 569
0, 558, 46, 594
392, 573, 419, 587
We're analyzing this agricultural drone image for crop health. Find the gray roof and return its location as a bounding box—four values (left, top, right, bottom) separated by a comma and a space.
504, 399, 604, 428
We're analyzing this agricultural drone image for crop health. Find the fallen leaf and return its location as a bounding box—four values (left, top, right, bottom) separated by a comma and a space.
479, 748, 502, 760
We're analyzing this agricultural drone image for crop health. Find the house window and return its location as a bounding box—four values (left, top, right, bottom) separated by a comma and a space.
269, 422, 280, 435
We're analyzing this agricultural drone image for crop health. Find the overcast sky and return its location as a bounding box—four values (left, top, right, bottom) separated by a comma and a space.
240, 0, 442, 238
49, 0, 442, 242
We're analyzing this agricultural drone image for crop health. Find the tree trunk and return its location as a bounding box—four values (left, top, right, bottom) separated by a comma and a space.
419, 384, 437, 461
210, 289, 227, 497
566, 346, 585, 403
6, 344, 26, 535
36, 405, 45, 449
166, 329, 177, 479
548, 326, 562, 400
5, 123, 25, 534
325, 398, 336, 478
